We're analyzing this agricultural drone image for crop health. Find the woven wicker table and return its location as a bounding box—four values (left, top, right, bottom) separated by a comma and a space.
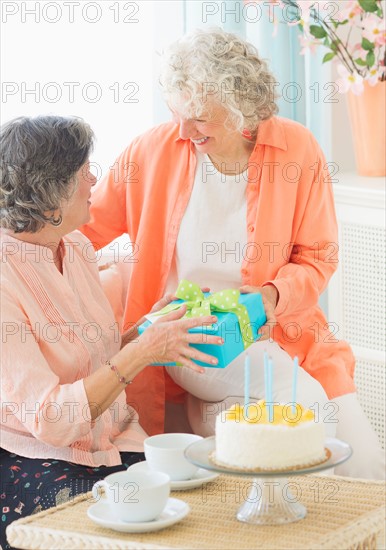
6, 474, 386, 550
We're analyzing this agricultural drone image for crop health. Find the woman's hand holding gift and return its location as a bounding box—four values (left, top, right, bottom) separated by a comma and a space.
240, 285, 278, 342
137, 305, 222, 373
120, 288, 212, 354
149, 286, 211, 314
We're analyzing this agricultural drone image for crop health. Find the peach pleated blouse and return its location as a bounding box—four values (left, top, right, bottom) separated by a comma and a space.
0, 230, 146, 467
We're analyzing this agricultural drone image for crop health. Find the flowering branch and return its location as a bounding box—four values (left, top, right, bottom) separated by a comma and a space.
277, 0, 386, 94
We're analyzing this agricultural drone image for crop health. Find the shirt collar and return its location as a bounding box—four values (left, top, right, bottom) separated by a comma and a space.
254, 116, 288, 151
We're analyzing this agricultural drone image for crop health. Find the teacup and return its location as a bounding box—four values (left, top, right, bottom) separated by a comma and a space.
92, 470, 170, 522
143, 433, 203, 481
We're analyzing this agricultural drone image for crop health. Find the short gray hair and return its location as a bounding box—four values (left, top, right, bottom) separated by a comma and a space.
0, 115, 94, 233
159, 28, 279, 134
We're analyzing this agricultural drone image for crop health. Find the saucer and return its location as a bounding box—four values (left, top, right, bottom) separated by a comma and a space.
87, 497, 189, 533
127, 461, 219, 490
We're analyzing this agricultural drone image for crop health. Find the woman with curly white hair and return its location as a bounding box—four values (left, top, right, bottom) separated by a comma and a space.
81, 28, 385, 480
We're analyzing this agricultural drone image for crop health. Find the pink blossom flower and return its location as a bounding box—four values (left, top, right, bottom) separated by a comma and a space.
298, 33, 320, 54
366, 67, 384, 86
297, 0, 315, 23
336, 0, 362, 24
351, 43, 368, 62
286, 1, 321, 27
336, 64, 364, 95
362, 13, 386, 47
263, 0, 385, 92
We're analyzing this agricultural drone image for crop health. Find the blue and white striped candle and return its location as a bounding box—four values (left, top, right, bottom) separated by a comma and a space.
268, 357, 274, 422
292, 356, 299, 414
264, 351, 274, 422
244, 353, 250, 419
264, 350, 269, 412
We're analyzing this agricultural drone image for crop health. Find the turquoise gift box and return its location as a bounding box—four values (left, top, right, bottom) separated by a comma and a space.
138, 287, 266, 369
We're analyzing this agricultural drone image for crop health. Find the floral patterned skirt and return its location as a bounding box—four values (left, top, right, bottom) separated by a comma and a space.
0, 447, 145, 549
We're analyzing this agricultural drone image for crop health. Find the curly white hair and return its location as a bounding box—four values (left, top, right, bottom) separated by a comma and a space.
159, 27, 279, 134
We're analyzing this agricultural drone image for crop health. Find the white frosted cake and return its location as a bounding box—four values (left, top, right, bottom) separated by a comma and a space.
214, 401, 327, 471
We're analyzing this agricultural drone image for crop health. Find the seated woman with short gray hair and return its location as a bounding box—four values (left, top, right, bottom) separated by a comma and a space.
0, 115, 221, 548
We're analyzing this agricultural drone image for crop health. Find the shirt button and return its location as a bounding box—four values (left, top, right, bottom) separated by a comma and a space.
241, 268, 248, 275
248, 225, 255, 232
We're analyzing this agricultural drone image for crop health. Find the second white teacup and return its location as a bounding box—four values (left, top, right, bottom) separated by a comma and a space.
144, 433, 203, 481
92, 470, 170, 522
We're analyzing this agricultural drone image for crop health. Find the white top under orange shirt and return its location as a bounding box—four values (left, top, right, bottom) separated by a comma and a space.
0, 230, 146, 467
166, 151, 249, 293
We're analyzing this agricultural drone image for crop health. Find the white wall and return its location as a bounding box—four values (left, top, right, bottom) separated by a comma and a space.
1, 0, 157, 176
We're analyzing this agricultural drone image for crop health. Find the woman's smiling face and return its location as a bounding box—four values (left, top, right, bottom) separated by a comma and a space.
169, 95, 244, 161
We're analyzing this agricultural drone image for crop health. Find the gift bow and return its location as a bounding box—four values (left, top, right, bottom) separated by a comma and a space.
154, 279, 254, 349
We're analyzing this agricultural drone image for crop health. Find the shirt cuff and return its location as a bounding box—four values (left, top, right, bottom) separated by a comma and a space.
262, 280, 289, 317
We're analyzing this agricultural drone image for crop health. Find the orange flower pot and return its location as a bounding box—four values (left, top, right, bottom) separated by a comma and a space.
347, 80, 386, 177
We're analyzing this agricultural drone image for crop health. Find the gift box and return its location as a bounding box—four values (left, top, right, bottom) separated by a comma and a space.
138, 280, 267, 369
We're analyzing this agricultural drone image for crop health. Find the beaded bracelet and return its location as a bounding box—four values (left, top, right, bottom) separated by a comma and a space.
106, 360, 132, 385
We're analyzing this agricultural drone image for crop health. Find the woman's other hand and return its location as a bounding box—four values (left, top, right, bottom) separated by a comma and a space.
149, 286, 211, 314
120, 293, 179, 348
149, 293, 176, 313
138, 305, 222, 373
239, 285, 278, 342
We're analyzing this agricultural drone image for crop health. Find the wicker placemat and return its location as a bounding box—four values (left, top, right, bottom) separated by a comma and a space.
7, 474, 386, 550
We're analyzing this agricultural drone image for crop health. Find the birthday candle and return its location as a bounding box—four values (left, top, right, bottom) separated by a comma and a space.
244, 353, 250, 419
264, 351, 269, 416
292, 356, 299, 414
268, 357, 274, 422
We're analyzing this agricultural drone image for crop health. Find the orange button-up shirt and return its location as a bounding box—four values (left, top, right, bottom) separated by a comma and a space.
81, 116, 356, 436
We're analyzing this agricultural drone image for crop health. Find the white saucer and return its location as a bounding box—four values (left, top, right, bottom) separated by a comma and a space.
127, 461, 219, 490
87, 497, 189, 533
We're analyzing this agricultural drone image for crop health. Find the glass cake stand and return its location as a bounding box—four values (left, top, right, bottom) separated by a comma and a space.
184, 436, 352, 525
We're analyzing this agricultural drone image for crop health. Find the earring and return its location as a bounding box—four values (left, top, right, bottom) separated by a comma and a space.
242, 129, 253, 140
50, 214, 63, 227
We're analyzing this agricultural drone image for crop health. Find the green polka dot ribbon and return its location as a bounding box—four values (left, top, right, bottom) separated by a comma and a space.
153, 279, 254, 349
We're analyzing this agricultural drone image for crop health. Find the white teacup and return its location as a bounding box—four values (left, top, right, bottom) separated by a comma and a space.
92, 470, 170, 522
144, 433, 203, 481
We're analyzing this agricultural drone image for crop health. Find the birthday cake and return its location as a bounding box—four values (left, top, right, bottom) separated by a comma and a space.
214, 401, 327, 471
